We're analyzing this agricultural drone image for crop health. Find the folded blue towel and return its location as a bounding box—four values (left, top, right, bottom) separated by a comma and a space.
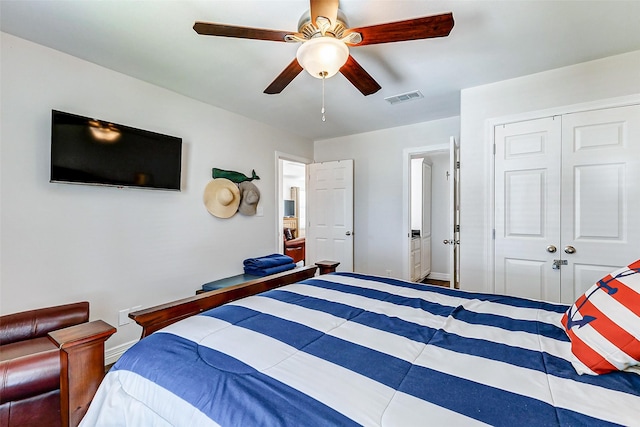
244, 262, 296, 277
243, 254, 294, 269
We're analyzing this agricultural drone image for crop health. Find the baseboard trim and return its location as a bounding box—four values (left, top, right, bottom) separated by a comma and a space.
105, 339, 138, 366
425, 272, 450, 281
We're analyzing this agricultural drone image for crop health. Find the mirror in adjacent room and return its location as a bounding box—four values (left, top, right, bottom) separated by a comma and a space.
409, 150, 453, 286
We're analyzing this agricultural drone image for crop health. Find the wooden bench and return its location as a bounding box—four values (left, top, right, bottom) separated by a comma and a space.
198, 273, 261, 294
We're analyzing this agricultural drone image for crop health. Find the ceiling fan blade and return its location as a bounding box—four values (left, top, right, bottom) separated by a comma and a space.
340, 55, 381, 96
310, 0, 339, 29
264, 59, 304, 94
193, 22, 292, 42
345, 12, 454, 46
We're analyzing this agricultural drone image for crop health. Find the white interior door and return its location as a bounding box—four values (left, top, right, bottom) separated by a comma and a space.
421, 161, 432, 278
559, 104, 640, 303
494, 117, 562, 301
306, 160, 354, 272
494, 104, 640, 303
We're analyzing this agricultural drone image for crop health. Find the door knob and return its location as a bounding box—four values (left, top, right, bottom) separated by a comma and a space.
564, 245, 576, 254
345, 231, 352, 236
443, 239, 452, 245
546, 245, 557, 253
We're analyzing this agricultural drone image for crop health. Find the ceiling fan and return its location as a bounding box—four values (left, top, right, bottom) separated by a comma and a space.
193, 0, 454, 96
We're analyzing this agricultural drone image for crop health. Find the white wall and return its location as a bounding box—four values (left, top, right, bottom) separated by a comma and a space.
0, 33, 313, 355
460, 50, 640, 293
314, 117, 460, 278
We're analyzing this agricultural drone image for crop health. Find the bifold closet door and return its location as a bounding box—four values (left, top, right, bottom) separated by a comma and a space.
494, 117, 562, 301
559, 104, 640, 303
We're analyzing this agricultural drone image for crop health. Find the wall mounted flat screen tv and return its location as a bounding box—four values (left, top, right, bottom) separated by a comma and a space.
284, 199, 295, 217
50, 110, 182, 191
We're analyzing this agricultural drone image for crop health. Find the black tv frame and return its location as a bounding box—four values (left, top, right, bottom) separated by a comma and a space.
50, 110, 182, 191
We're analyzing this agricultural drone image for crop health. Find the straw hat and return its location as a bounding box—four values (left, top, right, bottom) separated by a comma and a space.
203, 178, 240, 218
238, 181, 260, 216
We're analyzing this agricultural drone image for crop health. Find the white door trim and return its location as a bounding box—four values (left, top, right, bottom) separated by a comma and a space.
402, 143, 448, 281
484, 94, 640, 294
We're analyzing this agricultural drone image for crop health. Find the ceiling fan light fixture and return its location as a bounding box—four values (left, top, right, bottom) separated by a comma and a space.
296, 36, 349, 79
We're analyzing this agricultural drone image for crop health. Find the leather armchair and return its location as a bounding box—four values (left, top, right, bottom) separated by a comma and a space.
0, 302, 89, 427
284, 231, 305, 264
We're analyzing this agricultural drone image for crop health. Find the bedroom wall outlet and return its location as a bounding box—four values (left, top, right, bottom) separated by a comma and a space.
118, 308, 130, 326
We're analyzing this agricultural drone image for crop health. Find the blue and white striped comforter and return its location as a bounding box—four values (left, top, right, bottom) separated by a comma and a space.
82, 273, 640, 426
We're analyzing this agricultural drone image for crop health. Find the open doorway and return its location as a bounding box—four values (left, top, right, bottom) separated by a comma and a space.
277, 154, 308, 265
411, 152, 450, 282
403, 140, 458, 288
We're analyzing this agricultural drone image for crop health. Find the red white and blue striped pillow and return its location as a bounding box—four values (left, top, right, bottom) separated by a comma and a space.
562, 259, 640, 375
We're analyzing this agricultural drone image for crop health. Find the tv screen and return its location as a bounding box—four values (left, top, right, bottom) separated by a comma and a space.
50, 110, 182, 191
284, 199, 295, 217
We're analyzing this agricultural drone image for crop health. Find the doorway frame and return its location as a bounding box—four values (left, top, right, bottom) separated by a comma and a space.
275, 151, 312, 253
484, 93, 640, 294
402, 143, 449, 282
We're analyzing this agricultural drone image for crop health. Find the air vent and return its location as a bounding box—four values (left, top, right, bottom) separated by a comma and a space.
384, 90, 424, 105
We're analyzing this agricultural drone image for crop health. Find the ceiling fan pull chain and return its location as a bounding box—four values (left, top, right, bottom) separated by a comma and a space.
321, 72, 326, 122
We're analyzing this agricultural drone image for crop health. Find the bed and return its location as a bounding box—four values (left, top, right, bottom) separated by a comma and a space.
81, 267, 640, 426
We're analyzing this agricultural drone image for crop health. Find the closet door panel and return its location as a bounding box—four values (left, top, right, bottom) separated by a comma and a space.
494, 117, 561, 301
503, 258, 548, 300
572, 262, 622, 299
560, 104, 640, 303
574, 163, 624, 239
505, 169, 545, 237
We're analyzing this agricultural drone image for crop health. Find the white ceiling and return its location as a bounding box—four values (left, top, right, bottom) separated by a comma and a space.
2, 1, 639, 141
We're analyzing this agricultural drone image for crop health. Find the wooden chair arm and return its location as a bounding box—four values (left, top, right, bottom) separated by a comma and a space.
48, 320, 116, 427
